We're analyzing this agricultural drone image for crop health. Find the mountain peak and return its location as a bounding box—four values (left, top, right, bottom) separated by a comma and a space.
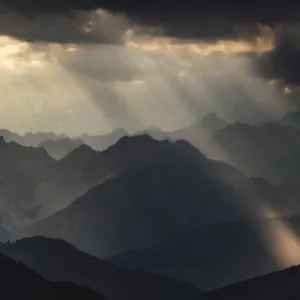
65, 144, 96, 158
113, 134, 157, 149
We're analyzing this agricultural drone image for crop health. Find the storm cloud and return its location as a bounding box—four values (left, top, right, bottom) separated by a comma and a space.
0, 5, 297, 135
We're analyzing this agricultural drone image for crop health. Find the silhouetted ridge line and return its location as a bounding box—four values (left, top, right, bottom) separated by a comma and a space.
0, 253, 102, 299
14, 134, 258, 259
202, 263, 300, 300
0, 236, 201, 300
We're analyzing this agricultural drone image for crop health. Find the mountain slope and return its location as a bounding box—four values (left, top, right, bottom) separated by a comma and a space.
0, 236, 201, 300
202, 263, 300, 300
0, 136, 54, 176
0, 254, 102, 299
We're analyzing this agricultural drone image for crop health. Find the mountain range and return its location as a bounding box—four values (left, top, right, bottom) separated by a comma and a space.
0, 114, 227, 161
0, 123, 241, 231
13, 135, 261, 257
1, 111, 300, 294
0, 128, 128, 159
3, 134, 299, 294
4, 235, 300, 300
0, 236, 201, 300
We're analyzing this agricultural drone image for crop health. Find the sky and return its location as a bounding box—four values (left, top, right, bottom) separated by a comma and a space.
0, 1, 298, 136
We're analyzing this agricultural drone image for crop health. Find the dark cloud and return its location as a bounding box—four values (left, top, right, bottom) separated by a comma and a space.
0, 0, 297, 34
128, 16, 267, 41
0, 0, 296, 43
0, 7, 129, 44
0, 0, 298, 86
0, 0, 295, 20
254, 46, 300, 84
250, 24, 300, 84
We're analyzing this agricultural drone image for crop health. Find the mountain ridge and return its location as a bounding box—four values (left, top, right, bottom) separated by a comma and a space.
0, 236, 201, 300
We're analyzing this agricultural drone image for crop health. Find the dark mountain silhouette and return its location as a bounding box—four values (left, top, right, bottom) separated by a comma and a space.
14, 135, 278, 258
0, 253, 102, 299
214, 121, 300, 184
201, 263, 300, 300
0, 236, 201, 300
0, 137, 54, 176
